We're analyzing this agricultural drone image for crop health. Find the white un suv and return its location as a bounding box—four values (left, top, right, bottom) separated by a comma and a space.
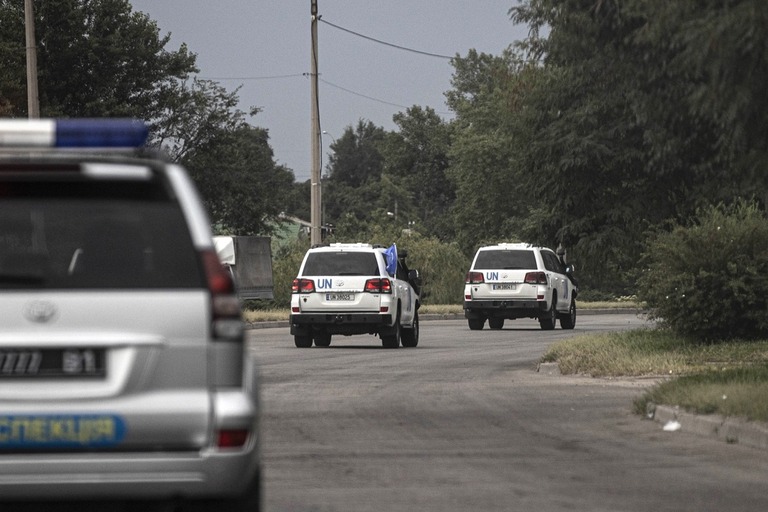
463, 243, 577, 331
290, 243, 420, 348
0, 119, 260, 511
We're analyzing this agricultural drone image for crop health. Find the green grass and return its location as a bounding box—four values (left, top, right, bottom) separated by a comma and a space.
542, 329, 768, 422
633, 366, 768, 422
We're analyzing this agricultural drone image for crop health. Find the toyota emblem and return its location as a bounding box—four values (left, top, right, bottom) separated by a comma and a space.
23, 300, 58, 323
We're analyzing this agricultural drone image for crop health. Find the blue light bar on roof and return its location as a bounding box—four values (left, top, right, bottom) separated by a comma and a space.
0, 118, 149, 148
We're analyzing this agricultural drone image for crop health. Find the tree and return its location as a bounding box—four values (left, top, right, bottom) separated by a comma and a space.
507, 0, 768, 294
624, 0, 768, 206
0, 0, 196, 119
444, 49, 539, 256
323, 120, 388, 226
383, 106, 455, 240
152, 78, 247, 162
184, 124, 295, 236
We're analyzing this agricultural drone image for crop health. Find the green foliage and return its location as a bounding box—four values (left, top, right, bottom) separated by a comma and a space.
184, 124, 294, 236
384, 106, 455, 240
508, 0, 768, 297
638, 200, 768, 341
445, 50, 532, 256
270, 238, 311, 308
386, 232, 469, 305
152, 79, 245, 162
0, 0, 196, 118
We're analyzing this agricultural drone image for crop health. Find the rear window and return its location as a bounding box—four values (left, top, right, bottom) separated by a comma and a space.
0, 176, 203, 289
302, 251, 379, 277
473, 249, 537, 270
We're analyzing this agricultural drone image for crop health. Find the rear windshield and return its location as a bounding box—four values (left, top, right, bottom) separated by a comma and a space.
473, 250, 537, 270
0, 177, 203, 289
302, 251, 380, 277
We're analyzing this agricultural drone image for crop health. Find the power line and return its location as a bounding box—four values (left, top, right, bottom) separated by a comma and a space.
319, 18, 454, 60
319, 78, 411, 109
319, 78, 453, 116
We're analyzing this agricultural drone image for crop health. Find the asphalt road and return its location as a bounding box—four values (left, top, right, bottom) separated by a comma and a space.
249, 314, 768, 512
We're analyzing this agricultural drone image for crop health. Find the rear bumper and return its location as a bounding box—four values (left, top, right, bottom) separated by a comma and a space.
290, 312, 393, 336
464, 299, 548, 320
0, 448, 260, 500
0, 386, 260, 500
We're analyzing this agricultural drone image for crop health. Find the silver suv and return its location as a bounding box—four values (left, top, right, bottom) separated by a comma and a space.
463, 243, 577, 330
0, 119, 260, 510
290, 243, 420, 348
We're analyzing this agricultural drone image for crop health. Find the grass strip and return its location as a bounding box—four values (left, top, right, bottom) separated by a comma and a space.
543, 329, 768, 422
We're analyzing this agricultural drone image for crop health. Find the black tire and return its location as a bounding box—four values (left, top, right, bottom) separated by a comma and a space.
539, 296, 557, 330
294, 335, 313, 348
401, 311, 419, 347
488, 317, 505, 330
313, 333, 332, 347
381, 311, 401, 348
468, 318, 485, 331
560, 298, 576, 330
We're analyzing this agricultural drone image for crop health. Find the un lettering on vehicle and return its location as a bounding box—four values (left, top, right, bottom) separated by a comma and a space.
485, 272, 499, 281
317, 278, 333, 289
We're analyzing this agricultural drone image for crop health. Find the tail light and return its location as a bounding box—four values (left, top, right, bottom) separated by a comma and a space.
465, 271, 484, 284
364, 278, 392, 293
202, 249, 243, 341
216, 428, 250, 449
524, 271, 548, 285
292, 278, 316, 293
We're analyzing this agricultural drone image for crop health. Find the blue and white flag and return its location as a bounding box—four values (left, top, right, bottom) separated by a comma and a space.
384, 243, 397, 276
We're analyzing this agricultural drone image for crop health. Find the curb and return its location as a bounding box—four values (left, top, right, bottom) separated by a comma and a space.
651, 405, 768, 451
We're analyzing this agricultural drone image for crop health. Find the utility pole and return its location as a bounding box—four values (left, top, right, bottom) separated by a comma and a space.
24, 0, 40, 118
309, 0, 322, 245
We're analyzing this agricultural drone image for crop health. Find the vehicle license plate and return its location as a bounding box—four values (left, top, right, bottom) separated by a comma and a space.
0, 348, 106, 379
492, 284, 516, 290
326, 293, 354, 301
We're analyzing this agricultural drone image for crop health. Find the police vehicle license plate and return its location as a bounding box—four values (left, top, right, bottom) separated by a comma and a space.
326, 293, 353, 301
492, 284, 516, 290
0, 348, 106, 379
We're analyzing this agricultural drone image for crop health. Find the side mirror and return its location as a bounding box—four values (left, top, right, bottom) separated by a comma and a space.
566, 264, 576, 273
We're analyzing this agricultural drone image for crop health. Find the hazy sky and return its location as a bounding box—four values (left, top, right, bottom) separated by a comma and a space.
129, 1, 530, 182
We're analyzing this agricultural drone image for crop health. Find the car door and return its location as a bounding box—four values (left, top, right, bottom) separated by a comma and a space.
542, 250, 570, 312
395, 259, 415, 325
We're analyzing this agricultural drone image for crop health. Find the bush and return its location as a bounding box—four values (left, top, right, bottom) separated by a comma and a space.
638, 200, 768, 341
270, 238, 311, 308
392, 233, 468, 305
